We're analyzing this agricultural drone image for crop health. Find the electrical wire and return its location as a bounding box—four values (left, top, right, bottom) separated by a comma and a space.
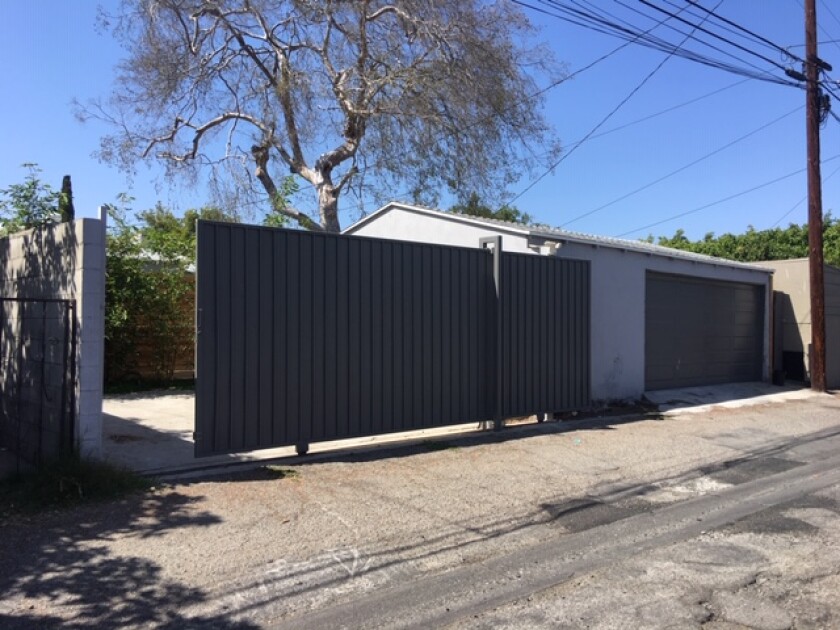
682, 0, 805, 63
637, 0, 792, 73
509, 0, 724, 205
523, 0, 802, 86
794, 0, 840, 59
338, 0, 690, 217
657, 0, 785, 55
612, 0, 797, 80
561, 77, 751, 148
562, 104, 804, 227
615, 153, 840, 238
345, 1, 806, 216
341, 78, 753, 215
608, 0, 797, 78
817, 0, 840, 57
770, 161, 840, 227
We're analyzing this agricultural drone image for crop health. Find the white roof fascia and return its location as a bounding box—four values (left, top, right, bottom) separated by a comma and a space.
343, 201, 533, 237
343, 201, 773, 274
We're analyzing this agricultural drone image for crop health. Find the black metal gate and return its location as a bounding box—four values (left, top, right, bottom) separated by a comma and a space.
0, 298, 77, 473
195, 223, 589, 457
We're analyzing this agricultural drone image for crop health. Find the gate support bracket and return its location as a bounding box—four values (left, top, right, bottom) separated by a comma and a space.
479, 235, 503, 432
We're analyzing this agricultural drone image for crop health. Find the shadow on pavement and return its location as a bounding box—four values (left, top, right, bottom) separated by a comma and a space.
105, 392, 668, 476
0, 490, 257, 629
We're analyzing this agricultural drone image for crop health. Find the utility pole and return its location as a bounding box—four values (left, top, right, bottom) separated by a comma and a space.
805, 0, 827, 391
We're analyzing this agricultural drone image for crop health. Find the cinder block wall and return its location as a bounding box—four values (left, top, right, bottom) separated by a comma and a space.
0, 209, 106, 457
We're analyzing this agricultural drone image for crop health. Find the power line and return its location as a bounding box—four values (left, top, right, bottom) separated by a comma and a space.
346, 1, 808, 216
528, 0, 801, 86
770, 160, 840, 227
613, 0, 798, 79
786, 39, 840, 47
637, 0, 793, 73
339, 0, 693, 218
794, 0, 840, 59
524, 1, 732, 80
518, 77, 753, 164
820, 0, 840, 29
564, 77, 750, 146
342, 2, 704, 216
817, 0, 840, 57
562, 104, 803, 227
615, 153, 840, 238
509, 0, 724, 205
343, 78, 753, 215
683, 0, 805, 63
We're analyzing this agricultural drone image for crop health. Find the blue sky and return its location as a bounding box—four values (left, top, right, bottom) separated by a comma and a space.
2, 1, 840, 240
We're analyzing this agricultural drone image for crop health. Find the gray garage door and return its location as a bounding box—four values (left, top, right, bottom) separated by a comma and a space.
645, 272, 765, 390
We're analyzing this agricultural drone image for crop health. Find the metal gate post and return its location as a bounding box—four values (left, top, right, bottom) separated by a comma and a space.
480, 236, 503, 431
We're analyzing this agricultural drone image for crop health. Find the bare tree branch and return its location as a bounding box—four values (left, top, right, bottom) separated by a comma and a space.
89, 0, 562, 232
251, 144, 322, 231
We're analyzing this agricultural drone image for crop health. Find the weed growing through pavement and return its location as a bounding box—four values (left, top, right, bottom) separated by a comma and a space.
421, 441, 459, 452
264, 465, 301, 480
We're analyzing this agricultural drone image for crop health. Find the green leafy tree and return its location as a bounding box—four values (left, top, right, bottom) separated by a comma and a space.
138, 204, 238, 262
653, 216, 840, 267
0, 164, 62, 235
104, 200, 234, 383
262, 176, 298, 228
449, 192, 532, 225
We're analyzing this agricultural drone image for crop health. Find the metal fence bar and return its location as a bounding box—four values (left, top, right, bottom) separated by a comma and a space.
480, 236, 503, 431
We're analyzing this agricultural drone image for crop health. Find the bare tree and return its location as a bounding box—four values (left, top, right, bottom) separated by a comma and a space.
86, 0, 562, 232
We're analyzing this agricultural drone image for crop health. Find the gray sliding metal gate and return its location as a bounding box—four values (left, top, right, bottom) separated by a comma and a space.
195, 222, 589, 457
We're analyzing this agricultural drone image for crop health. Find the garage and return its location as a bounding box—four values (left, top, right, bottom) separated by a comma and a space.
645, 271, 766, 390
345, 202, 773, 400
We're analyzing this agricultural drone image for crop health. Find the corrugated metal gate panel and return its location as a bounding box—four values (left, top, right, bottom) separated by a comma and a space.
501, 253, 590, 417
645, 271, 765, 390
195, 223, 498, 456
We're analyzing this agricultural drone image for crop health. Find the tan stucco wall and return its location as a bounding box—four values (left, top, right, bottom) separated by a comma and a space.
754, 258, 840, 388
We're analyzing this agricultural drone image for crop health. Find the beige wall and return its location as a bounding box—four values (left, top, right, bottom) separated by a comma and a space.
755, 258, 840, 388
0, 210, 106, 457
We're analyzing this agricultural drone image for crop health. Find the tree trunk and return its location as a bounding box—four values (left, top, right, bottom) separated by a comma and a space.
317, 174, 341, 233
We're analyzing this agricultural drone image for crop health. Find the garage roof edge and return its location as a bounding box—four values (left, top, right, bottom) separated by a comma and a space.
343, 202, 774, 273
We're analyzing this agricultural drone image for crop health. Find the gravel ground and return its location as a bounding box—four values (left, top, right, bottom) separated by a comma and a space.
1, 395, 839, 628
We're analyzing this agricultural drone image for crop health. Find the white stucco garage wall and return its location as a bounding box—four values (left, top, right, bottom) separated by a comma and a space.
554, 241, 772, 400
346, 203, 773, 402
347, 204, 535, 254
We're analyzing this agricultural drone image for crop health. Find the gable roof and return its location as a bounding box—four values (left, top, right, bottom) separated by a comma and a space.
344, 202, 773, 273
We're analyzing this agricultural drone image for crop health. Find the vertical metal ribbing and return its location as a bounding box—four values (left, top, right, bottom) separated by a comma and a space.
195, 223, 594, 457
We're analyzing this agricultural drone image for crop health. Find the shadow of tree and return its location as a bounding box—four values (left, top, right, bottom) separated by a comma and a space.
0, 490, 258, 629
1, 219, 85, 472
